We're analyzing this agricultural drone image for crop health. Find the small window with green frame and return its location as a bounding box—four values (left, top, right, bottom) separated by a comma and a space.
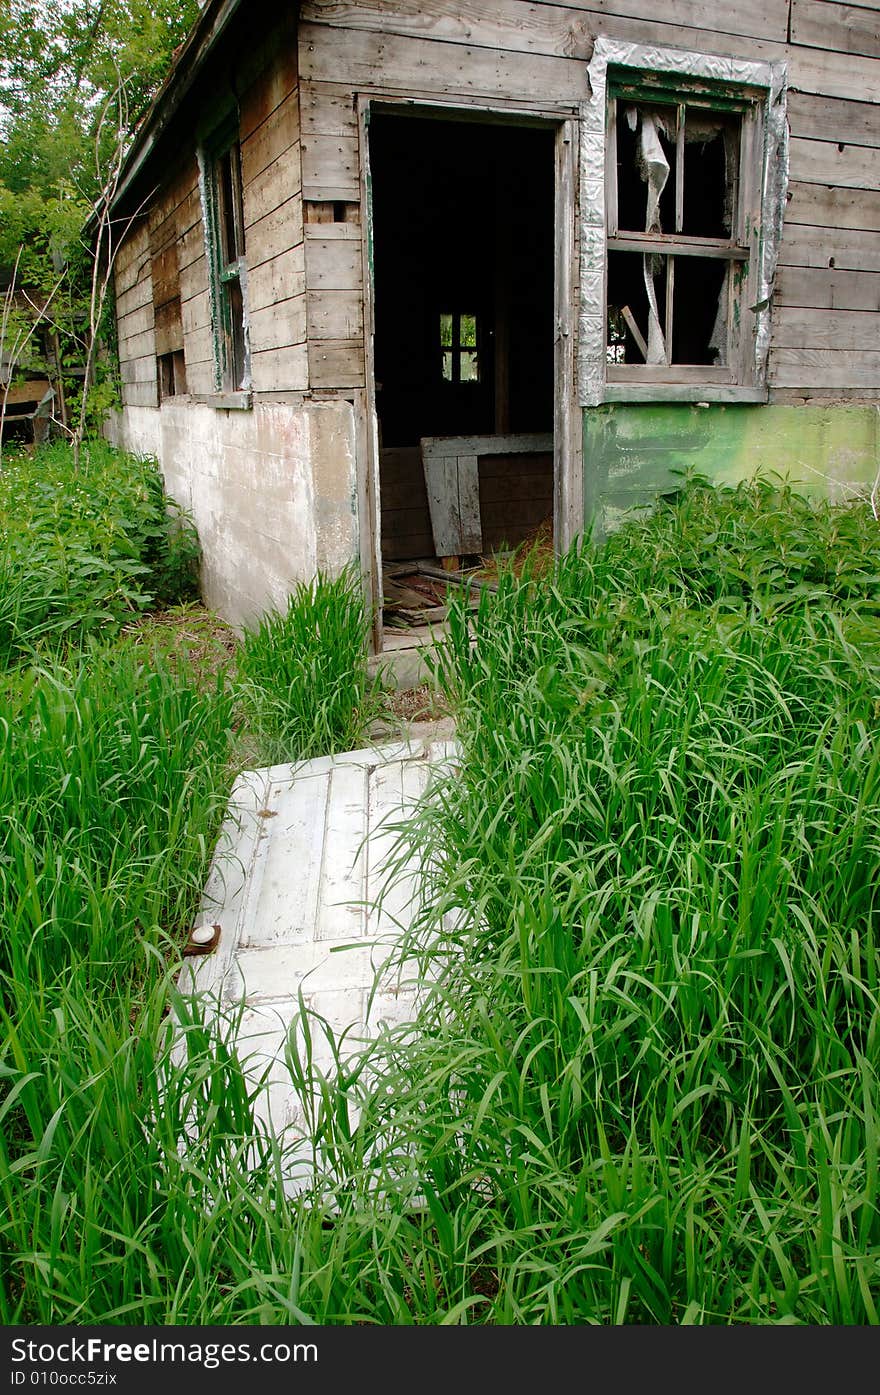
200, 117, 249, 394
440, 311, 480, 384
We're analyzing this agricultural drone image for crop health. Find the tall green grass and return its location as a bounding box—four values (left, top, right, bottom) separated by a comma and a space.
235, 564, 380, 764
3, 473, 879, 1324
328, 476, 880, 1323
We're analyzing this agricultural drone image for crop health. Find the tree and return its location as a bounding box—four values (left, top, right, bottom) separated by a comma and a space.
0, 0, 202, 440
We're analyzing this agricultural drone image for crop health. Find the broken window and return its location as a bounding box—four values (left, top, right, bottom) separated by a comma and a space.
158, 350, 186, 401
440, 311, 480, 383
579, 41, 788, 405
606, 92, 753, 379
151, 228, 186, 400
201, 122, 249, 393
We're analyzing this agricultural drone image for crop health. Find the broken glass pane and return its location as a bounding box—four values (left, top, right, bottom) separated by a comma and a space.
442, 350, 453, 380
671, 256, 729, 364
616, 104, 677, 234
682, 109, 739, 239
459, 350, 479, 382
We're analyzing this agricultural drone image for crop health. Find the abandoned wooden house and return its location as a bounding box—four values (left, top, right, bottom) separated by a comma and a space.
106, 0, 880, 644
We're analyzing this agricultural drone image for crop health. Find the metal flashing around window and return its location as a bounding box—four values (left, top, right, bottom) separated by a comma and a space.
580, 37, 788, 407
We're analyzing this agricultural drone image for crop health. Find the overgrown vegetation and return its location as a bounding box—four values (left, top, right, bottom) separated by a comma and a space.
0, 0, 202, 425
2, 462, 879, 1324
0, 439, 199, 660
236, 565, 381, 765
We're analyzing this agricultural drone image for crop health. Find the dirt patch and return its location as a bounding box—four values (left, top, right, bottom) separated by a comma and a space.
383, 683, 451, 724
122, 603, 238, 687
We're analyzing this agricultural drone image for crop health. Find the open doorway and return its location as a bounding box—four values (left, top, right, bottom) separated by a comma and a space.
368, 111, 556, 631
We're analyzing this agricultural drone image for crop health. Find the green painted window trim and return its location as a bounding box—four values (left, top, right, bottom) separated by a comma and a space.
199, 110, 251, 398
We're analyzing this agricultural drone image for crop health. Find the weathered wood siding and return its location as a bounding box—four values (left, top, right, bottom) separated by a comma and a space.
115, 221, 157, 409
241, 41, 308, 394
113, 14, 305, 402
298, 0, 880, 400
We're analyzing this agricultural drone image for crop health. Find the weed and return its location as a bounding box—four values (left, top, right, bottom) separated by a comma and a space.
236, 564, 380, 764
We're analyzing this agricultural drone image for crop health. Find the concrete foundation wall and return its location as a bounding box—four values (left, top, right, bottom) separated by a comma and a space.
584, 403, 880, 535
105, 399, 359, 628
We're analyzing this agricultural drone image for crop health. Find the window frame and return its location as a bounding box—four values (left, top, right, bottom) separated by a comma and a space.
579, 39, 788, 407
439, 310, 481, 385
199, 113, 251, 401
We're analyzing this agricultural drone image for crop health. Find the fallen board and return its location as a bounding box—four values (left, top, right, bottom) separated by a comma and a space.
176, 736, 458, 1191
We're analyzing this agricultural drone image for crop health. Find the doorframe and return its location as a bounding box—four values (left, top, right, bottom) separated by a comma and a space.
357, 95, 582, 655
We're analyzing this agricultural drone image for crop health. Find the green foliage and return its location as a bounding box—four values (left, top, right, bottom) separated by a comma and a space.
336, 474, 879, 1323
0, 641, 240, 1323
0, 440, 200, 660
236, 564, 380, 764
0, 0, 202, 416
2, 474, 879, 1325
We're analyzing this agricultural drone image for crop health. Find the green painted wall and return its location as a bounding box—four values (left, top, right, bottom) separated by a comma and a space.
583, 404, 880, 536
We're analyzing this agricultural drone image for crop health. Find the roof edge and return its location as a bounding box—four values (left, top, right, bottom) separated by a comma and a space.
106, 0, 246, 223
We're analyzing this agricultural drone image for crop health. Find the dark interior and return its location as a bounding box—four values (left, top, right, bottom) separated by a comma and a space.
369, 113, 555, 562
609, 103, 738, 366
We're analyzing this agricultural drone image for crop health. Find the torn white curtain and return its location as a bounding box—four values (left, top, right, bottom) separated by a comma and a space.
637, 110, 669, 364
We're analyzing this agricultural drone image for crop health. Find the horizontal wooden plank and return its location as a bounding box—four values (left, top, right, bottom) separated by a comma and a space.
301, 133, 359, 200
154, 298, 183, 357
115, 276, 153, 318
242, 90, 301, 188
183, 360, 214, 397
300, 82, 358, 138
242, 145, 303, 227
785, 180, 880, 232
423, 432, 554, 456
118, 326, 156, 361
181, 290, 210, 334
299, 20, 587, 104
303, 220, 361, 240
777, 225, 880, 274
772, 306, 880, 351
177, 219, 208, 276
121, 380, 158, 409
179, 257, 209, 307
770, 385, 880, 403
184, 326, 213, 368
151, 244, 180, 309
775, 265, 880, 312
249, 294, 308, 353
791, 0, 880, 60
247, 244, 307, 311
240, 45, 299, 143
769, 347, 880, 387
308, 338, 365, 388
114, 230, 151, 295
301, 0, 788, 58
787, 90, 880, 149
305, 235, 362, 291
120, 354, 157, 384
789, 136, 880, 191
244, 194, 305, 268
251, 342, 310, 392
2, 378, 51, 407
307, 287, 363, 339
299, 8, 879, 104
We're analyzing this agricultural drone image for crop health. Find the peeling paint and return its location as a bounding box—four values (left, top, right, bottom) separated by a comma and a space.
584, 403, 880, 537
